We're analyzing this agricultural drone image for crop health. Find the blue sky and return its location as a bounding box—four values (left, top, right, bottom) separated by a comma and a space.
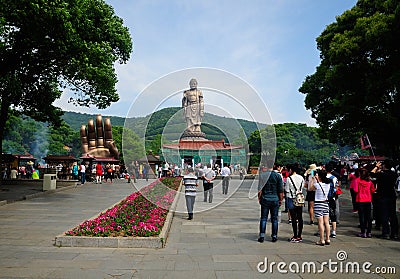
55, 0, 357, 126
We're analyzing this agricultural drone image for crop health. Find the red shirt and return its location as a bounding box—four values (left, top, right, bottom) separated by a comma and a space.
354, 179, 375, 203
96, 164, 103, 176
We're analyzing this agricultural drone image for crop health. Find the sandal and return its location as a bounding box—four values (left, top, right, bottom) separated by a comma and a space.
316, 240, 325, 246
325, 240, 331, 245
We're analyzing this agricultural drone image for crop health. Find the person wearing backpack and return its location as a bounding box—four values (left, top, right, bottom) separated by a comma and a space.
326, 164, 338, 238
285, 164, 305, 243
314, 164, 339, 238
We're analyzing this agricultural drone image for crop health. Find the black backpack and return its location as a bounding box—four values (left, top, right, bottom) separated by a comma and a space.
327, 175, 337, 200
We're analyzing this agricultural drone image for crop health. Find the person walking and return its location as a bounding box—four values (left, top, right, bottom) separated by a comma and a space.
309, 169, 331, 246
221, 163, 231, 195
354, 168, 375, 238
10, 167, 18, 179
305, 164, 318, 225
183, 167, 198, 220
162, 161, 170, 177
348, 166, 360, 213
143, 163, 150, 181
80, 163, 86, 184
72, 162, 79, 180
202, 164, 216, 203
286, 164, 305, 243
239, 167, 244, 180
326, 164, 339, 238
104, 163, 113, 183
257, 160, 284, 243
371, 160, 399, 240
281, 166, 290, 214
95, 162, 103, 184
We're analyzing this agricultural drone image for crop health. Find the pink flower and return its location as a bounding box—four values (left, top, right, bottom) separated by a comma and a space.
65, 177, 181, 237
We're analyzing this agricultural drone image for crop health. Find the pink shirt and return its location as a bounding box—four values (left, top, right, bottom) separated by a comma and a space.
354, 179, 375, 203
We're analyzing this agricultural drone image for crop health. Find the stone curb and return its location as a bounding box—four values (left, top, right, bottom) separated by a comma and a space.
54, 180, 182, 249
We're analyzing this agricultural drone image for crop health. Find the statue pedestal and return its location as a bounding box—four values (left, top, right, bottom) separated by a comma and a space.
180, 130, 206, 141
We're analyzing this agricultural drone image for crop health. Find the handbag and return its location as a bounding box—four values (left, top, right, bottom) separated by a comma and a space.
288, 177, 305, 207
286, 196, 295, 210
336, 187, 343, 195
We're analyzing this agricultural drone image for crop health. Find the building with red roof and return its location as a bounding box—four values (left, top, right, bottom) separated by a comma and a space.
162, 138, 247, 168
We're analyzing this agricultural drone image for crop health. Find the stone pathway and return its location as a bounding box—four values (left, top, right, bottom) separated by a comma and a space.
0, 178, 399, 278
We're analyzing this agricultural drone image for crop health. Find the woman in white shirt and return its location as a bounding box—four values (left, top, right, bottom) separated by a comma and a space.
286, 164, 305, 243
309, 169, 331, 246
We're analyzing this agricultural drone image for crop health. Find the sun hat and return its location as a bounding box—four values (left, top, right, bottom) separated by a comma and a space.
305, 163, 319, 175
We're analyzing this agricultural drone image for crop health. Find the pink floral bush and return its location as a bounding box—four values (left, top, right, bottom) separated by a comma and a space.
66, 177, 181, 237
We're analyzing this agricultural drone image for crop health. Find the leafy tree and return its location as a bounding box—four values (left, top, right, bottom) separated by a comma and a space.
146, 134, 162, 155
0, 0, 133, 167
299, 0, 400, 159
2, 140, 25, 155
3, 114, 47, 156
111, 126, 123, 156
48, 122, 80, 157
248, 129, 261, 167
122, 127, 145, 164
259, 125, 277, 160
248, 123, 341, 167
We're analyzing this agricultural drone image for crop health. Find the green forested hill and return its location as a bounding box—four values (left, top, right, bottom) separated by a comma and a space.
62, 108, 265, 142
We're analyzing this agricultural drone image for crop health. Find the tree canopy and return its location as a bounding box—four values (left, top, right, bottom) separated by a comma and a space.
248, 123, 345, 167
0, 0, 133, 165
299, 0, 400, 159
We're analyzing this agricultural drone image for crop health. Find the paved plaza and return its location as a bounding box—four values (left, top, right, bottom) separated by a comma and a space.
0, 178, 399, 278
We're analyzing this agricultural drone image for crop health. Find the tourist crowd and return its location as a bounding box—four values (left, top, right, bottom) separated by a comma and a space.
256, 159, 400, 245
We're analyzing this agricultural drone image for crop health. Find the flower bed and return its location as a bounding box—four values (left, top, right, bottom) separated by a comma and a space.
55, 177, 182, 248
66, 177, 181, 237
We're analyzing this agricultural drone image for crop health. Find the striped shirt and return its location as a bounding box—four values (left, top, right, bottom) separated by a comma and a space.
183, 173, 198, 196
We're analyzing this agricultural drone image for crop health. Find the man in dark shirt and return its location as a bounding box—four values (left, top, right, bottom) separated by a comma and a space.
257, 160, 284, 243
371, 160, 399, 239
